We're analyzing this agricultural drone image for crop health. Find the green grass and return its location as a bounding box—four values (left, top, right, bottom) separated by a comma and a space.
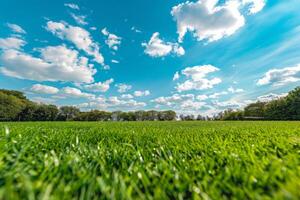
0, 121, 299, 200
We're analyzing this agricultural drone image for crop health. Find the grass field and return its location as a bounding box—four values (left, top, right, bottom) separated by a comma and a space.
0, 121, 299, 200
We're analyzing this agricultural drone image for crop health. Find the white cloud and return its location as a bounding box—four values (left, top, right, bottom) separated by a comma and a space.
0, 45, 96, 83
257, 93, 288, 102
228, 86, 244, 93
46, 21, 104, 64
134, 90, 150, 97
60, 87, 95, 99
64, 3, 80, 10
116, 83, 132, 93
212, 99, 246, 108
209, 91, 228, 99
120, 94, 134, 99
30, 84, 59, 94
111, 59, 119, 64
173, 71, 180, 81
196, 94, 208, 101
171, 0, 245, 42
142, 32, 185, 57
131, 26, 142, 33
0, 37, 26, 50
83, 78, 114, 92
176, 65, 221, 92
152, 93, 208, 112
152, 94, 195, 106
242, 0, 266, 14
7, 23, 26, 34
101, 28, 122, 51
70, 13, 88, 25
77, 96, 146, 110
257, 64, 300, 86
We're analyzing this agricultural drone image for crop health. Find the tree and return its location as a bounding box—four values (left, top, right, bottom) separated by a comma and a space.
58, 106, 80, 121
0, 91, 26, 121
34, 104, 59, 121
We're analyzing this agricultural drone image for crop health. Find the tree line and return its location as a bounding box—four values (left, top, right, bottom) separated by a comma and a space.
0, 89, 176, 121
219, 87, 300, 120
1, 87, 300, 121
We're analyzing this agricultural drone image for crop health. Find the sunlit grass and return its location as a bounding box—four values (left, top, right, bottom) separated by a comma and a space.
0, 121, 299, 199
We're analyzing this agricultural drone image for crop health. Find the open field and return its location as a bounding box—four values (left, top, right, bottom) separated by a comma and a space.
0, 121, 299, 199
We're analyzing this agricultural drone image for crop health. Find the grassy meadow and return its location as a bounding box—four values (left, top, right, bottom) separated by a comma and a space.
0, 121, 299, 199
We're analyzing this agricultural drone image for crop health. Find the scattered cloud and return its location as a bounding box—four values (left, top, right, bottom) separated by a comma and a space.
242, 0, 266, 14
196, 94, 208, 101
257, 64, 300, 86
142, 32, 185, 57
173, 71, 180, 81
101, 28, 122, 51
0, 45, 96, 83
77, 96, 146, 110
111, 59, 119, 64
131, 26, 142, 33
134, 90, 150, 97
30, 84, 59, 94
7, 23, 26, 34
257, 93, 288, 102
64, 3, 80, 10
60, 87, 95, 99
83, 78, 114, 92
70, 13, 88, 25
0, 37, 26, 50
209, 91, 228, 99
46, 21, 104, 64
116, 83, 132, 93
228, 86, 244, 93
120, 94, 134, 99
176, 65, 221, 92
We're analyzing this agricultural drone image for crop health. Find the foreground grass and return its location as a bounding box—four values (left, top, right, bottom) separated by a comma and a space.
0, 121, 299, 200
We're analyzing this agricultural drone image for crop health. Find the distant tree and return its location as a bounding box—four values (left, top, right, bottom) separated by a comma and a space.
244, 102, 266, 119
0, 91, 26, 121
34, 104, 59, 121
57, 106, 80, 121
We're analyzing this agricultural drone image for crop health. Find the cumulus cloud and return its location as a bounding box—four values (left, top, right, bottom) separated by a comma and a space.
7, 23, 26, 34
209, 91, 228, 99
60, 87, 95, 99
83, 78, 114, 92
134, 90, 150, 97
102, 28, 122, 51
152, 94, 195, 106
228, 86, 244, 93
30, 84, 59, 94
152, 93, 208, 111
176, 65, 221, 92
142, 32, 185, 57
196, 94, 208, 101
0, 45, 96, 83
64, 3, 80, 10
171, 0, 245, 42
0, 37, 26, 50
70, 13, 88, 25
116, 83, 132, 93
46, 21, 104, 64
173, 71, 180, 81
242, 0, 266, 14
257, 64, 300, 86
77, 96, 146, 110
120, 94, 134, 99
111, 59, 119, 64
257, 93, 288, 102
131, 26, 142, 33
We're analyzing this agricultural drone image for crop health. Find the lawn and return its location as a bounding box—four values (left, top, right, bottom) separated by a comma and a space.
0, 121, 299, 199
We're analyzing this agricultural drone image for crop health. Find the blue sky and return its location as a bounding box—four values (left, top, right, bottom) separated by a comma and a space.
0, 0, 300, 116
